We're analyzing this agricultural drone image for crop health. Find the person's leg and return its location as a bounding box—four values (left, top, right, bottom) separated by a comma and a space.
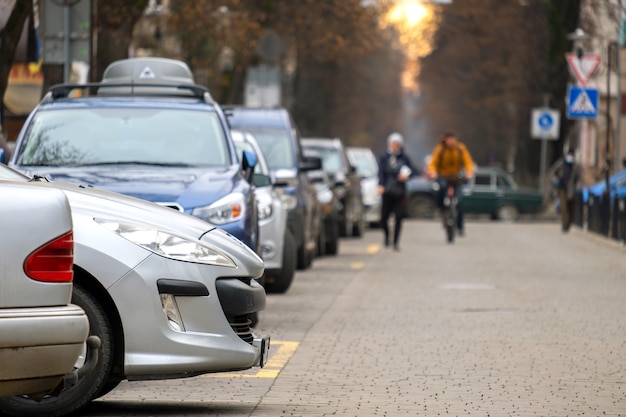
455, 182, 464, 233
558, 189, 568, 231
565, 198, 575, 231
380, 195, 392, 246
437, 178, 447, 227
392, 197, 405, 250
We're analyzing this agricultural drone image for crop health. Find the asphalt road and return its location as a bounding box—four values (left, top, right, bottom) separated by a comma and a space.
85, 219, 626, 417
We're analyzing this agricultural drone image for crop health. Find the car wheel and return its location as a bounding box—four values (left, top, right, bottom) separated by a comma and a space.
407, 195, 437, 218
338, 218, 349, 237
325, 220, 339, 256
266, 230, 297, 293
0, 284, 116, 417
352, 214, 364, 237
317, 220, 327, 257
497, 205, 519, 222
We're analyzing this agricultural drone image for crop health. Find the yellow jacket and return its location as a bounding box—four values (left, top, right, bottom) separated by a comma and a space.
427, 142, 474, 178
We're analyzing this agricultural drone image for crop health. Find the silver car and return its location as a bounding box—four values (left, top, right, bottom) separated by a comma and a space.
231, 130, 296, 294
0, 165, 269, 417
0, 182, 90, 399
346, 146, 382, 226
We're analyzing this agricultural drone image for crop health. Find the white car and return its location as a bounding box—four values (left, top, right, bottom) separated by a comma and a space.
0, 182, 91, 399
231, 130, 296, 293
0, 164, 269, 417
346, 146, 382, 226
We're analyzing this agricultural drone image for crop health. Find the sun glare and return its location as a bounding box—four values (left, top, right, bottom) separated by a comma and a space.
383, 0, 440, 91
389, 1, 429, 27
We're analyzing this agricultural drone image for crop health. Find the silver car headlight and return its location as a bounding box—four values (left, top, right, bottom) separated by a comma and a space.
191, 192, 246, 225
257, 199, 273, 220
95, 219, 236, 267
280, 193, 298, 210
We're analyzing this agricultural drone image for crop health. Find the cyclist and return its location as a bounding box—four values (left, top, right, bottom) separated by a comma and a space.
426, 132, 474, 236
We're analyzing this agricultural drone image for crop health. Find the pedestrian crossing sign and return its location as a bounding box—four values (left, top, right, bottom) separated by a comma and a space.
566, 86, 599, 119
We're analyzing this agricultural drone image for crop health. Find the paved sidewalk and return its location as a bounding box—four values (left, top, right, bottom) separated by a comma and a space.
251, 220, 626, 417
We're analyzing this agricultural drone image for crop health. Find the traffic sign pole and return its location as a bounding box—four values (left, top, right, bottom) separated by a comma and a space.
531, 107, 560, 194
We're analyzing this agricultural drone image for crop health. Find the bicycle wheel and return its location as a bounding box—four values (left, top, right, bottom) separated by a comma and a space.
445, 206, 456, 243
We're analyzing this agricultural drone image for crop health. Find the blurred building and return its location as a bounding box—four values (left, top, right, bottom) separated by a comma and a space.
578, 0, 626, 184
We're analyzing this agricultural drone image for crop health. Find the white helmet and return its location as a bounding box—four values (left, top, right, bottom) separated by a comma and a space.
387, 132, 404, 147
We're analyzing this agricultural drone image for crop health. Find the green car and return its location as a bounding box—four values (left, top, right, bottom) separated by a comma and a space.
406, 166, 544, 221
462, 167, 544, 221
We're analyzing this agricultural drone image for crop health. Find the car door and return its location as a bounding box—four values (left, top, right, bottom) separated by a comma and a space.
463, 170, 499, 214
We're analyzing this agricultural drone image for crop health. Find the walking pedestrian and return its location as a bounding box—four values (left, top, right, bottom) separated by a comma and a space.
553, 147, 581, 233
377, 132, 416, 251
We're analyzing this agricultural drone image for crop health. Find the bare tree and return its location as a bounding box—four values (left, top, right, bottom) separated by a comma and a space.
0, 0, 33, 124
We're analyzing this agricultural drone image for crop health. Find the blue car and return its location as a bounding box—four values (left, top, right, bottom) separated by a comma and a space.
582, 169, 626, 203
6, 58, 259, 252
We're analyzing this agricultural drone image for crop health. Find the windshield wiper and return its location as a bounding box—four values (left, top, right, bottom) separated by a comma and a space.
68, 161, 195, 168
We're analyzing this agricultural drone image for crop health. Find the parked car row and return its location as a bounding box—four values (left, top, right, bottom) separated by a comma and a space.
0, 58, 273, 417
0, 57, 368, 417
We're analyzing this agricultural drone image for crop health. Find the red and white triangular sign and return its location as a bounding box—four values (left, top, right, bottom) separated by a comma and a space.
565, 53, 601, 86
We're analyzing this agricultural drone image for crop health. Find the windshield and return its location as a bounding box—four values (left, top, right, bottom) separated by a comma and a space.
240, 128, 295, 171
16, 108, 231, 167
304, 145, 343, 174
347, 150, 378, 177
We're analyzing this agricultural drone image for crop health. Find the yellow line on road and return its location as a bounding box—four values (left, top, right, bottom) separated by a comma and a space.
202, 340, 299, 379
350, 262, 364, 270
340, 244, 380, 255
367, 244, 380, 254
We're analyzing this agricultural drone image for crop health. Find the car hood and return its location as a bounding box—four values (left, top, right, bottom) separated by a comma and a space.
34, 180, 264, 276
19, 165, 240, 209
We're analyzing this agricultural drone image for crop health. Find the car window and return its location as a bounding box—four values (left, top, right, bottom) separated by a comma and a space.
347, 150, 378, 177
242, 128, 296, 170
17, 108, 230, 167
497, 175, 512, 189
474, 174, 492, 187
304, 145, 343, 174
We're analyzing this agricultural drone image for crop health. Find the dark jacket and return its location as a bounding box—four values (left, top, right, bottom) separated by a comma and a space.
377, 151, 415, 196
553, 158, 581, 200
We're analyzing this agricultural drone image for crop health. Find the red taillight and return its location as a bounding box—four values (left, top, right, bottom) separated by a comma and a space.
24, 231, 74, 282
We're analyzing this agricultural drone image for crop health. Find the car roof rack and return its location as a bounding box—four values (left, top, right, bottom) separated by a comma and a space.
44, 82, 213, 102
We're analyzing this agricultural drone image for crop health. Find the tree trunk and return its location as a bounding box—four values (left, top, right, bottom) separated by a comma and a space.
0, 0, 33, 125
92, 0, 149, 82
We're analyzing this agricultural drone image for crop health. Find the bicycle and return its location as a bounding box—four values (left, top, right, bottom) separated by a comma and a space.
440, 176, 465, 243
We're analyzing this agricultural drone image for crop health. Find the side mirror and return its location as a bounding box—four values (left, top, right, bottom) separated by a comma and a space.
299, 155, 322, 172
333, 171, 347, 186
252, 173, 272, 187
241, 150, 257, 184
272, 169, 299, 187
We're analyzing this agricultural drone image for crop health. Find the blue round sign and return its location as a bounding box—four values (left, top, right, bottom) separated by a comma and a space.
538, 113, 553, 130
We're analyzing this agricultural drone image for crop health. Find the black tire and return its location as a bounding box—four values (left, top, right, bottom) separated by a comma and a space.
407, 194, 437, 219
265, 230, 297, 293
338, 218, 349, 237
316, 220, 327, 257
0, 284, 116, 417
497, 205, 519, 222
445, 209, 455, 243
351, 213, 364, 238
325, 220, 339, 256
